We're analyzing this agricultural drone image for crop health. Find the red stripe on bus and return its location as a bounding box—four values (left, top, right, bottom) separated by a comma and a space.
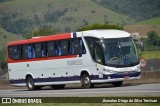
8, 55, 77, 63
8, 33, 71, 46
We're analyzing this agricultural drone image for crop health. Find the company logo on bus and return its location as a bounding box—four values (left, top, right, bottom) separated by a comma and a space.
67, 60, 83, 66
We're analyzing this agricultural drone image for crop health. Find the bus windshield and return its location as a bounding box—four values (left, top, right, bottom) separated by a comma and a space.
103, 37, 139, 67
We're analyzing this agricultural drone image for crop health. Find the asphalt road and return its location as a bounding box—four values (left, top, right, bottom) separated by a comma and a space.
0, 83, 160, 97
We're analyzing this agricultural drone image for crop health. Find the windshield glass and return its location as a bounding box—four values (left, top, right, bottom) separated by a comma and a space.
103, 37, 138, 67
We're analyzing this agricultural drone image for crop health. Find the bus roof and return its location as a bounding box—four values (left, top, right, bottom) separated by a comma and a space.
8, 30, 131, 46
8, 33, 71, 46
82, 29, 131, 39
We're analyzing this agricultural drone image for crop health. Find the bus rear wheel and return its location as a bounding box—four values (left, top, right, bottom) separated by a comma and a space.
112, 81, 123, 87
81, 74, 94, 88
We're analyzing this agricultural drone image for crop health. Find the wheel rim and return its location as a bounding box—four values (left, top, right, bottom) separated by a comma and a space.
28, 79, 33, 89
84, 77, 90, 85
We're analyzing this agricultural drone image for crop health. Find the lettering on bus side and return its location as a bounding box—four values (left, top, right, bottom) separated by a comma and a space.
67, 60, 83, 66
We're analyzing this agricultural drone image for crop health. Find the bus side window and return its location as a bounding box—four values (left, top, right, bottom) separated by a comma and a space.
85, 37, 94, 55
94, 45, 103, 64
57, 41, 62, 56
70, 39, 74, 54
35, 43, 42, 58
28, 44, 35, 58
61, 40, 69, 55
79, 38, 86, 54
72, 38, 80, 54
22, 45, 28, 59
47, 41, 55, 57
8, 45, 20, 60
41, 43, 45, 57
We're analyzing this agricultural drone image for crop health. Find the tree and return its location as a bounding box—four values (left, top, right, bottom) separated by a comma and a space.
0, 48, 7, 70
144, 31, 160, 51
146, 31, 159, 46
78, 23, 123, 31
26, 26, 56, 39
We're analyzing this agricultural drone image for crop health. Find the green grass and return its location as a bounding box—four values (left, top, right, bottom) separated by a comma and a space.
136, 17, 160, 25
139, 51, 160, 59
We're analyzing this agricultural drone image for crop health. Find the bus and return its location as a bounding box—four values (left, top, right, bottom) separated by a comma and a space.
7, 30, 141, 90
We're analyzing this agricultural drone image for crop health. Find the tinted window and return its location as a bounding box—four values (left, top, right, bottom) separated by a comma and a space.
22, 45, 28, 59
85, 37, 99, 55
79, 38, 86, 54
35, 43, 42, 58
8, 45, 20, 60
61, 40, 69, 55
72, 39, 80, 54
47, 41, 56, 57
21, 44, 35, 59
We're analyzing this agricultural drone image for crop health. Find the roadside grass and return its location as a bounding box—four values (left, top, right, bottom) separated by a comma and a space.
139, 51, 160, 60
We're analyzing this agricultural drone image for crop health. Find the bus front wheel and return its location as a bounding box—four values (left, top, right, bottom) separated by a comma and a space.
82, 74, 94, 88
26, 76, 41, 90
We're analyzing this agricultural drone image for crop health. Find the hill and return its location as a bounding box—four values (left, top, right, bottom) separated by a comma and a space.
136, 17, 160, 25
0, 27, 23, 50
92, 0, 160, 21
124, 25, 160, 36
124, 17, 160, 36
0, 0, 135, 36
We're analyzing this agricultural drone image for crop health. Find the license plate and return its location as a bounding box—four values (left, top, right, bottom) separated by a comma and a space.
124, 76, 129, 79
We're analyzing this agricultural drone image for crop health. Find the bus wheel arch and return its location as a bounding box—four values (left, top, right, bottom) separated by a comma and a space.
26, 74, 41, 90
80, 71, 94, 88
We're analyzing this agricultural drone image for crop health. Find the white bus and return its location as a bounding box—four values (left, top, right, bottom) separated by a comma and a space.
7, 30, 141, 90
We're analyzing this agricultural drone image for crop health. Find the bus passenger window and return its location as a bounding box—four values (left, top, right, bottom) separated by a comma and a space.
35, 43, 42, 58
28, 44, 35, 58
22, 45, 28, 59
85, 37, 95, 55
8, 46, 20, 60
61, 40, 69, 55
72, 39, 80, 54
41, 43, 45, 57
79, 38, 86, 54
70, 39, 74, 54
57, 41, 62, 56
47, 42, 56, 57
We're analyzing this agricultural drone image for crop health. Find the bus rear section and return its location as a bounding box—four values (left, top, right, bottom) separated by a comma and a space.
7, 30, 141, 90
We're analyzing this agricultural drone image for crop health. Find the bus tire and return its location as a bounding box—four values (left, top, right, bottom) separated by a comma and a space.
51, 85, 65, 89
26, 76, 36, 91
112, 81, 123, 87
82, 74, 94, 88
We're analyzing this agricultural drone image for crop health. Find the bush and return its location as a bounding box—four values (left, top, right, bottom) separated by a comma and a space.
0, 48, 7, 70
143, 31, 160, 51
78, 23, 123, 31
25, 25, 56, 39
